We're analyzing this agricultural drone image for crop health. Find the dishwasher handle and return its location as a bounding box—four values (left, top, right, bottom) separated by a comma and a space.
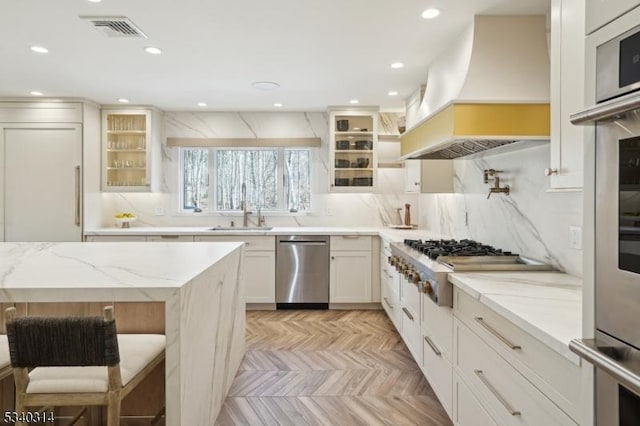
278, 240, 327, 245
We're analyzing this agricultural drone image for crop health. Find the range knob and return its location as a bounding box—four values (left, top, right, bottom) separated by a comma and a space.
412, 273, 420, 285
388, 256, 395, 266
403, 268, 413, 278
423, 280, 434, 295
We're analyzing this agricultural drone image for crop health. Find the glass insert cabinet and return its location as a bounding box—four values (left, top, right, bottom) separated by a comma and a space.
329, 108, 378, 191
101, 108, 159, 192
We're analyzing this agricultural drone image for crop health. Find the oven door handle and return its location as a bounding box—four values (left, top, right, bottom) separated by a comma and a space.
569, 338, 640, 395
571, 91, 640, 125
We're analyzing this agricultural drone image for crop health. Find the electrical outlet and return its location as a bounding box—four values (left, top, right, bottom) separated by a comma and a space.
325, 207, 334, 216
154, 207, 165, 216
569, 226, 582, 250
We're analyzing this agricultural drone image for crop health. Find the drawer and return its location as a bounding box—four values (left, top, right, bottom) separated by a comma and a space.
453, 288, 581, 419
400, 275, 420, 316
401, 301, 422, 363
147, 235, 195, 242
195, 235, 275, 251
454, 318, 578, 426
454, 373, 497, 426
422, 329, 453, 417
85, 235, 147, 242
330, 235, 372, 251
422, 294, 453, 357
382, 282, 401, 333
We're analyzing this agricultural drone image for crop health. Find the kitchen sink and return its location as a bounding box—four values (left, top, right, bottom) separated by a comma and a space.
208, 226, 273, 231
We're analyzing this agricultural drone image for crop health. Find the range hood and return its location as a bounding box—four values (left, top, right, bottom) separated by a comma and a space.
400, 15, 550, 160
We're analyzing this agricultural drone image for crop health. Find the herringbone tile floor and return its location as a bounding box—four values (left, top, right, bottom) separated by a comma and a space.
216, 310, 452, 425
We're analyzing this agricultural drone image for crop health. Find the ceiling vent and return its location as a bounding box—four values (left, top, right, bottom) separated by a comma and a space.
79, 16, 147, 38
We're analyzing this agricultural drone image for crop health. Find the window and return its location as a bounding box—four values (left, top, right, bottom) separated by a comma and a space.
181, 148, 312, 212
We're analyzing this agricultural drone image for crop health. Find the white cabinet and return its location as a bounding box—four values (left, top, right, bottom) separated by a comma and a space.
102, 108, 163, 192
549, 0, 586, 189
330, 251, 372, 303
329, 108, 378, 191
399, 274, 422, 360
196, 235, 276, 304
586, 0, 640, 34
422, 294, 453, 417
85, 235, 147, 242
453, 287, 582, 426
404, 160, 454, 193
330, 235, 372, 303
454, 375, 498, 426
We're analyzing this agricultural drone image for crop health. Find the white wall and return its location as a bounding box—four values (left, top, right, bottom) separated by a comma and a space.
95, 111, 418, 229
419, 143, 582, 276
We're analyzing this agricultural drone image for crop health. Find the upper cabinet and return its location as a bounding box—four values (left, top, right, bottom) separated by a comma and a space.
586, 0, 640, 34
101, 108, 162, 192
329, 108, 378, 191
549, 0, 586, 190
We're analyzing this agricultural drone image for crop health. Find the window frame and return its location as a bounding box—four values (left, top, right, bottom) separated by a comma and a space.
179, 146, 312, 214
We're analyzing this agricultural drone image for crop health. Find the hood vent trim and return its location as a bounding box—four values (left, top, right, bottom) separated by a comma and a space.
416, 139, 518, 160
80, 16, 148, 38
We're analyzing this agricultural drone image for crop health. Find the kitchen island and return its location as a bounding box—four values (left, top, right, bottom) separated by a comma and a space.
0, 242, 245, 425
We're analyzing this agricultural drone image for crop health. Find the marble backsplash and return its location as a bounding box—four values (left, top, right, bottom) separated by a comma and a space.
94, 112, 418, 229
418, 143, 583, 277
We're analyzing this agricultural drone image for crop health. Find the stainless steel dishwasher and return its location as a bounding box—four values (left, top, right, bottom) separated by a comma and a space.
276, 235, 330, 309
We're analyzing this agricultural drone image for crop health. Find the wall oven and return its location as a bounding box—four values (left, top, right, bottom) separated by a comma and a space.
570, 18, 640, 426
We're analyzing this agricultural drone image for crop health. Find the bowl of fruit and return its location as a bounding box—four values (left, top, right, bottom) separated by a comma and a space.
114, 212, 136, 228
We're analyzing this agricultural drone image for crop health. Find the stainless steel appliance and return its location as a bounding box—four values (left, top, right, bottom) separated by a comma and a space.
276, 235, 330, 309
389, 239, 554, 307
570, 18, 640, 426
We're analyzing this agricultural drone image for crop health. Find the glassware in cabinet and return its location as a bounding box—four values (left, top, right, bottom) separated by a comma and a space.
101, 109, 154, 192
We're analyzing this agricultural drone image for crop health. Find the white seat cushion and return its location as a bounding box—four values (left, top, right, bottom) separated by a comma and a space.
0, 335, 11, 370
26, 334, 165, 394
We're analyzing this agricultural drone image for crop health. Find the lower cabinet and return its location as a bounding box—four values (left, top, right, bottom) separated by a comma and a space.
195, 236, 276, 304
399, 275, 422, 361
454, 374, 497, 426
453, 318, 578, 426
85, 235, 147, 242
330, 236, 373, 303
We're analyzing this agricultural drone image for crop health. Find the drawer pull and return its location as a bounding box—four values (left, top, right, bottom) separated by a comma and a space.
383, 297, 393, 309
160, 235, 179, 239
474, 317, 521, 350
474, 370, 521, 416
341, 235, 361, 240
424, 335, 441, 356
402, 307, 414, 321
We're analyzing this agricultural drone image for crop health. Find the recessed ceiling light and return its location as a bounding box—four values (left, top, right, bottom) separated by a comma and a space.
349, 99, 359, 104
117, 98, 129, 103
388, 91, 399, 96
273, 103, 283, 107
144, 47, 162, 55
251, 81, 280, 91
390, 62, 404, 69
197, 102, 207, 107
421, 8, 441, 19
30, 46, 48, 54
30, 91, 43, 96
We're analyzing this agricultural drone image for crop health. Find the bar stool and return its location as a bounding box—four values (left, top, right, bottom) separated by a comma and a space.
0, 335, 11, 379
5, 306, 165, 426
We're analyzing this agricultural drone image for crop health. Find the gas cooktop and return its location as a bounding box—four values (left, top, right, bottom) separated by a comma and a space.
403, 238, 516, 260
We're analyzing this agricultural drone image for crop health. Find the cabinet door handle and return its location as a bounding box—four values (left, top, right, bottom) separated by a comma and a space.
383, 297, 393, 309
402, 307, 413, 321
424, 335, 441, 356
74, 166, 81, 226
160, 235, 179, 239
474, 370, 521, 416
474, 317, 521, 350
341, 235, 360, 240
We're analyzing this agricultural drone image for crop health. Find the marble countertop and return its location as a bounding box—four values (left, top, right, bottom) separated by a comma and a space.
84, 226, 435, 241
448, 272, 583, 363
0, 242, 244, 302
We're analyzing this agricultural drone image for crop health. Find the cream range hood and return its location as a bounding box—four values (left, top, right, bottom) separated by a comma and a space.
401, 15, 551, 160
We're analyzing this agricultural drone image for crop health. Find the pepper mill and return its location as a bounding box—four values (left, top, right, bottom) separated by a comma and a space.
404, 203, 411, 226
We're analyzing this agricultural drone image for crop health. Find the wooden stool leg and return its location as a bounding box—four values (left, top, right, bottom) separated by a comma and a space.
106, 392, 121, 426
14, 394, 26, 426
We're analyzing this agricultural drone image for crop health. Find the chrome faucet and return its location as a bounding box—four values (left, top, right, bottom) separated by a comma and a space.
241, 183, 252, 227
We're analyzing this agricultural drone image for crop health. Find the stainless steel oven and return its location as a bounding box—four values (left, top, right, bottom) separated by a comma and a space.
571, 17, 640, 426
